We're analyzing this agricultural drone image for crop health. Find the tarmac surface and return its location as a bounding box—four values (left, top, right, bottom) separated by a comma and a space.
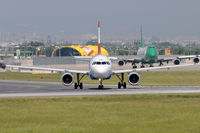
0, 80, 200, 98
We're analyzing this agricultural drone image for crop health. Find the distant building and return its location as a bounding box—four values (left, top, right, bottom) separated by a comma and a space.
52, 45, 109, 56
165, 48, 173, 55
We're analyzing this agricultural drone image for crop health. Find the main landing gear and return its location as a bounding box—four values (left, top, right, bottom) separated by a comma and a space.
159, 61, 163, 66
116, 73, 126, 89
132, 63, 137, 69
140, 65, 145, 68
132, 65, 137, 69
141, 63, 154, 68
74, 73, 85, 89
150, 63, 154, 67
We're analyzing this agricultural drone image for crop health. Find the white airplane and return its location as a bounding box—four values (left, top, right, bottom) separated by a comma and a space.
0, 21, 195, 89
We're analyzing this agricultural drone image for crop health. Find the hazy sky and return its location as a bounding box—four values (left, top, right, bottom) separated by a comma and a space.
0, 0, 200, 38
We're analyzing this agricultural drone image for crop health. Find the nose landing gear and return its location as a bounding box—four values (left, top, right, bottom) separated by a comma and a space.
98, 78, 104, 89
98, 85, 104, 89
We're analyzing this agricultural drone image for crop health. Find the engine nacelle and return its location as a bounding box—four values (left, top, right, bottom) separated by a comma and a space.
193, 57, 199, 64
0, 63, 6, 69
61, 73, 73, 86
128, 72, 140, 86
118, 60, 125, 66
173, 59, 180, 65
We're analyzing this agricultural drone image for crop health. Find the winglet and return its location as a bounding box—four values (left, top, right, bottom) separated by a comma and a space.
98, 20, 101, 54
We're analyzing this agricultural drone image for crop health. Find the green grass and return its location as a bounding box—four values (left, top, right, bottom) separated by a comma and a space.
0, 71, 200, 86
140, 71, 200, 86
0, 94, 200, 133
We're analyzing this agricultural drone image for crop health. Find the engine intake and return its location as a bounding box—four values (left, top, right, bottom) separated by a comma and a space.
128, 72, 140, 86
118, 60, 125, 66
193, 57, 199, 63
0, 63, 6, 69
174, 59, 180, 65
61, 73, 73, 86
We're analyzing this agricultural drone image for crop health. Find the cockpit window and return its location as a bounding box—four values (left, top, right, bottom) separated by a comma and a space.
92, 61, 110, 65
105, 62, 110, 65
92, 62, 97, 65
102, 62, 106, 65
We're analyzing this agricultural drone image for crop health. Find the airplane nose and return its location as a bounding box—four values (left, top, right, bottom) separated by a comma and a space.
96, 67, 110, 78
150, 51, 156, 57
98, 68, 108, 73
150, 53, 156, 57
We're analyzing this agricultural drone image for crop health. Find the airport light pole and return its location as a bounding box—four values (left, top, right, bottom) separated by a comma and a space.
59, 46, 61, 57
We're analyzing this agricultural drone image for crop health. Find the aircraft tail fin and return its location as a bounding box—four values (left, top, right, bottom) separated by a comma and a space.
98, 20, 101, 54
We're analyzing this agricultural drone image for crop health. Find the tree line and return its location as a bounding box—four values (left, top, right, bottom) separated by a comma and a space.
5, 40, 200, 57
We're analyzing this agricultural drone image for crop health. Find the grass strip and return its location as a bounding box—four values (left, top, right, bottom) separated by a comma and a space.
0, 94, 200, 133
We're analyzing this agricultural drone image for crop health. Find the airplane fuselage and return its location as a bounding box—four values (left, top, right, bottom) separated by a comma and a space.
89, 55, 112, 80
137, 45, 158, 64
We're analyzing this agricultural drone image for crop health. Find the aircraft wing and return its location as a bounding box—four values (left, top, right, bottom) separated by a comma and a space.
6, 65, 89, 74
117, 58, 141, 66
112, 64, 194, 74
157, 55, 200, 64
176, 55, 200, 59
118, 55, 200, 66
158, 55, 200, 61
74, 56, 118, 60
123, 59, 141, 63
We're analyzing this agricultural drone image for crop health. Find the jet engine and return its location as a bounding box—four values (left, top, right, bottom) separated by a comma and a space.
128, 72, 140, 86
0, 63, 6, 69
118, 60, 125, 66
193, 57, 199, 64
61, 73, 73, 86
173, 59, 180, 65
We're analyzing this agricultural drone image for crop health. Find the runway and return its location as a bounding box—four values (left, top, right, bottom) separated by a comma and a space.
0, 80, 200, 97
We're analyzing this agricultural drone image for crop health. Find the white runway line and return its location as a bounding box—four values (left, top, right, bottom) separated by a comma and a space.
1, 89, 200, 98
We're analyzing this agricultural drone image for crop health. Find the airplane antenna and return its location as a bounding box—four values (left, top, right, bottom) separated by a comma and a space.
141, 25, 144, 48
